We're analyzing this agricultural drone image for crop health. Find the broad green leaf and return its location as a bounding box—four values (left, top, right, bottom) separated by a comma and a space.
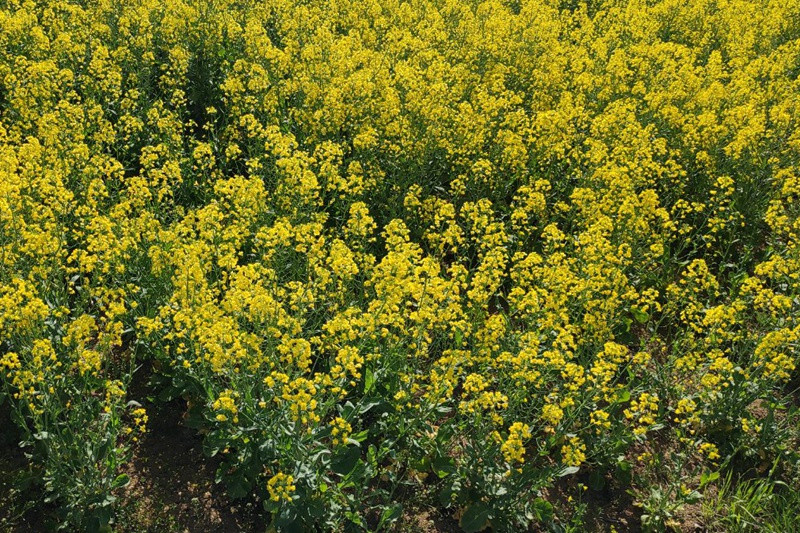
459, 503, 491, 533
111, 474, 130, 489
332, 445, 361, 476
557, 466, 580, 477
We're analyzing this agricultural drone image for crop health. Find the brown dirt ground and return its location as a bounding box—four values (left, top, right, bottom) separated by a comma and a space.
114, 368, 262, 533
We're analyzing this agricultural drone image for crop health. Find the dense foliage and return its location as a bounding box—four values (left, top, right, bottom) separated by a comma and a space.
1, 0, 799, 530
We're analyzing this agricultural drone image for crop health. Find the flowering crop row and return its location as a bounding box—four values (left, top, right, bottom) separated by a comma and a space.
1, 0, 799, 530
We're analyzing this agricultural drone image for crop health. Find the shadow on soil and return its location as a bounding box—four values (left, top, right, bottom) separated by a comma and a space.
115, 365, 262, 533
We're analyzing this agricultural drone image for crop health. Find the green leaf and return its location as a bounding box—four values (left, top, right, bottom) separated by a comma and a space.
332, 445, 361, 476
432, 455, 455, 478
700, 470, 719, 488
364, 367, 376, 394
623, 316, 633, 332
358, 400, 383, 415
557, 466, 580, 477
488, 485, 508, 496
460, 503, 491, 533
306, 497, 326, 518
263, 497, 279, 514
351, 429, 369, 442
616, 389, 631, 403
227, 473, 251, 499
684, 490, 702, 504
378, 504, 403, 529
615, 458, 632, 485
631, 306, 649, 323
203, 432, 226, 457
275, 509, 304, 533
439, 479, 462, 507
531, 498, 553, 523
111, 474, 130, 489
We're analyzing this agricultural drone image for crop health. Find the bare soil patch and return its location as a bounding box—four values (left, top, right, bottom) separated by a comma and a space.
114, 368, 262, 533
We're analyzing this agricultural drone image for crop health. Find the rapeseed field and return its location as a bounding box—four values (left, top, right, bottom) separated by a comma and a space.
1, 0, 799, 530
